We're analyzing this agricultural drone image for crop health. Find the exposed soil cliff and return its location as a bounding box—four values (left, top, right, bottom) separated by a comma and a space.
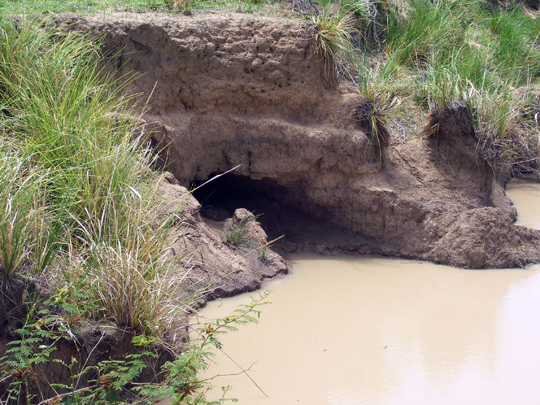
60, 12, 540, 270
2, 11, 539, 401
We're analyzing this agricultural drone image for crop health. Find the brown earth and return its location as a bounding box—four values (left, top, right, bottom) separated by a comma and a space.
56, 12, 540, 271
2, 10, 540, 401
156, 172, 289, 299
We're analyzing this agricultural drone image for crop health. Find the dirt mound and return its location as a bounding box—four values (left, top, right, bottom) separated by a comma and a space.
58, 13, 540, 270
429, 207, 540, 269
157, 173, 289, 298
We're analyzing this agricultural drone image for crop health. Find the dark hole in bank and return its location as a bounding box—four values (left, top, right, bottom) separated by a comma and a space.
191, 173, 291, 237
190, 173, 348, 251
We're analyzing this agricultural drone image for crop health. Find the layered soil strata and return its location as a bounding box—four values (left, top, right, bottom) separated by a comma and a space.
59, 12, 540, 269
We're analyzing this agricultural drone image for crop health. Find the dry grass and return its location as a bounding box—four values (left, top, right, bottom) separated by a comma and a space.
310, 4, 358, 82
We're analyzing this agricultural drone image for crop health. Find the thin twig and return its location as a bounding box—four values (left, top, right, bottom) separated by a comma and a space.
245, 235, 285, 257
145, 80, 158, 106
189, 164, 242, 194
217, 349, 269, 398
439, 151, 457, 179
204, 362, 258, 381
75, 331, 105, 390
36, 385, 99, 405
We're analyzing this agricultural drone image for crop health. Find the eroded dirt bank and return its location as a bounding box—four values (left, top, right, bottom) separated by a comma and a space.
2, 11, 539, 400
61, 12, 540, 270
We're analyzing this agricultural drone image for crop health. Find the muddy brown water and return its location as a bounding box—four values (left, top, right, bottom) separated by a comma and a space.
193, 179, 540, 405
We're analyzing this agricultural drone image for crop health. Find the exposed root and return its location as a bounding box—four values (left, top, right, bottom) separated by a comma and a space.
424, 104, 540, 177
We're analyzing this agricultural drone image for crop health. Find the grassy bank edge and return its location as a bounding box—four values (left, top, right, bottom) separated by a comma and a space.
0, 14, 269, 405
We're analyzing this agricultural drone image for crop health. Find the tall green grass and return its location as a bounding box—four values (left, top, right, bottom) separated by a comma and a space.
352, 0, 540, 172
0, 145, 49, 276
312, 0, 540, 172
0, 14, 199, 339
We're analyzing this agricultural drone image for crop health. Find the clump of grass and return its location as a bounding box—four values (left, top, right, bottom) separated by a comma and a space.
0, 14, 203, 342
355, 95, 400, 160
67, 199, 194, 337
62, 171, 211, 338
310, 3, 358, 82
335, 0, 386, 49
468, 86, 538, 174
356, 54, 404, 158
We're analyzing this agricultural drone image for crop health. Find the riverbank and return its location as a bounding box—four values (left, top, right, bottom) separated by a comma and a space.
1, 2, 540, 402
61, 9, 540, 269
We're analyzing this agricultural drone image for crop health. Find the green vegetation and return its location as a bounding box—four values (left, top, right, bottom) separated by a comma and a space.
307, 0, 540, 173
0, 14, 195, 341
1, 288, 270, 404
1, 0, 540, 403
0, 0, 288, 15
0, 13, 262, 404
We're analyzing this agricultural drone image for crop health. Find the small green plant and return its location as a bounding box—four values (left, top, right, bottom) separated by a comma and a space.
224, 213, 261, 247
258, 246, 270, 263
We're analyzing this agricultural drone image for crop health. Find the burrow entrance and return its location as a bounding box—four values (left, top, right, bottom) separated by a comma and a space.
191, 173, 298, 239
190, 173, 361, 253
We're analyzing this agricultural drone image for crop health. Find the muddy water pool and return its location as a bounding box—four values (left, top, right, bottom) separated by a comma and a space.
194, 179, 540, 405
506, 178, 540, 229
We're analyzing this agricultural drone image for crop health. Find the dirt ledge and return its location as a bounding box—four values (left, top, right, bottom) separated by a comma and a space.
57, 12, 540, 270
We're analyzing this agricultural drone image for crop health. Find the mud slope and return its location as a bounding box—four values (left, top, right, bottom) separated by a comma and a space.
62, 13, 540, 269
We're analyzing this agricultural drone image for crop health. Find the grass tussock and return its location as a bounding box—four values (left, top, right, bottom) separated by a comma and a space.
356, 53, 404, 151
0, 15, 200, 341
310, 4, 358, 81
307, 0, 540, 174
